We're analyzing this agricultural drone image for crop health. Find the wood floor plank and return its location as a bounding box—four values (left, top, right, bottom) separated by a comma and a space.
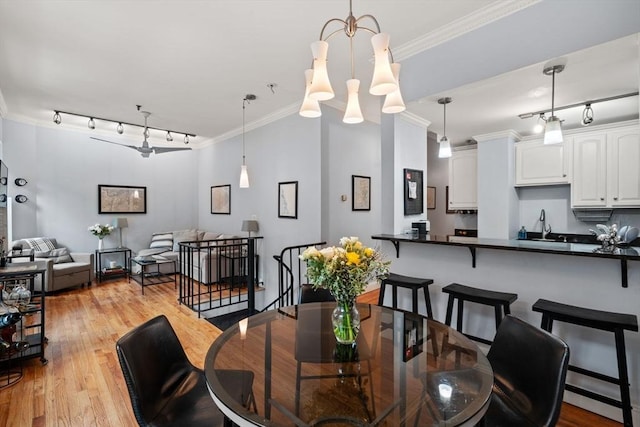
0, 278, 622, 426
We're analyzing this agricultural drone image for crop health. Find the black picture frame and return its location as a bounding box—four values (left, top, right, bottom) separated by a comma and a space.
98, 184, 147, 214
403, 168, 423, 216
352, 175, 371, 211
278, 181, 298, 219
211, 184, 231, 215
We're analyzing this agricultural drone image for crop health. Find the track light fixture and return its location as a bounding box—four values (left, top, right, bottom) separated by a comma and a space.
299, 0, 404, 123
52, 108, 196, 144
581, 103, 594, 126
438, 97, 452, 159
533, 113, 546, 134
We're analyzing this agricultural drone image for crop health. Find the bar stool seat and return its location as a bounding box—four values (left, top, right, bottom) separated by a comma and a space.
442, 283, 518, 345
377, 273, 434, 318
532, 298, 638, 427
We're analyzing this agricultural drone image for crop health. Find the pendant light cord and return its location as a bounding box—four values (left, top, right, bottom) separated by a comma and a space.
242, 98, 246, 166
551, 69, 556, 116
443, 101, 447, 137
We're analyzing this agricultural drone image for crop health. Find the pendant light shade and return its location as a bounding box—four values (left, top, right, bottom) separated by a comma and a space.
437, 97, 453, 159
239, 164, 250, 188
299, 69, 322, 118
543, 64, 564, 145
308, 41, 334, 101
382, 63, 405, 114
369, 33, 397, 96
343, 79, 364, 124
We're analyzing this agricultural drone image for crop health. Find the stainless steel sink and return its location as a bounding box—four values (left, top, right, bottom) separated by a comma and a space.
529, 238, 561, 243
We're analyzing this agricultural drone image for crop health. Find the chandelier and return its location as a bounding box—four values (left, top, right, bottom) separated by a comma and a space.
299, 0, 405, 123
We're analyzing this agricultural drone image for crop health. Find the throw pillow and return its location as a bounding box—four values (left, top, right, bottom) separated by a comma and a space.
25, 237, 56, 252
150, 233, 173, 250
173, 230, 199, 252
200, 231, 222, 248
35, 247, 73, 264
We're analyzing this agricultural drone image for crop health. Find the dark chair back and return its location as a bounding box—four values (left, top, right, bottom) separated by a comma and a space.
484, 315, 570, 427
299, 283, 335, 304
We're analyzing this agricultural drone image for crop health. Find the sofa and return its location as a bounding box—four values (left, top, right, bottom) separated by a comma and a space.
10, 237, 95, 293
135, 229, 244, 285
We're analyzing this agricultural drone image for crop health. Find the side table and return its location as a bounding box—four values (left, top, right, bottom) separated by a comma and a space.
129, 256, 177, 295
95, 247, 132, 282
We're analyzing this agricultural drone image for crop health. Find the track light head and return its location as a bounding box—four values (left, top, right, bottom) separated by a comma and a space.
184, 135, 189, 145
88, 118, 96, 130
53, 111, 61, 125
166, 131, 173, 142
116, 122, 124, 134
581, 103, 594, 126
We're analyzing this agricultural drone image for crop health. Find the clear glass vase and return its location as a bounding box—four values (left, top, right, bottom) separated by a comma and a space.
332, 301, 360, 344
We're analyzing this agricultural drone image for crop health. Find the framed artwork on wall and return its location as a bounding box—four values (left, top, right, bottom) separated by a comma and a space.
98, 184, 147, 214
403, 168, 423, 216
426, 186, 436, 210
278, 181, 298, 219
211, 184, 231, 214
352, 175, 371, 211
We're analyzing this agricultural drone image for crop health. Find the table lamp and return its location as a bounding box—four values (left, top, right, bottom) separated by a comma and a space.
113, 217, 128, 248
241, 220, 259, 238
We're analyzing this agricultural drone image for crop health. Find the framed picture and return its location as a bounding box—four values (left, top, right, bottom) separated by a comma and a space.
352, 175, 371, 211
211, 184, 231, 214
98, 185, 146, 214
403, 168, 423, 216
427, 186, 436, 210
278, 181, 298, 219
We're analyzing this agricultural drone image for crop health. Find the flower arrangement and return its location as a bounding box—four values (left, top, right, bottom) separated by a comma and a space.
300, 236, 390, 303
88, 223, 114, 239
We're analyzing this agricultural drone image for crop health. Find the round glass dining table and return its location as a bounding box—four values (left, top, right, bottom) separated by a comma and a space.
205, 302, 493, 427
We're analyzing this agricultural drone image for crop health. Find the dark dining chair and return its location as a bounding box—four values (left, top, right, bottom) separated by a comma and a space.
116, 314, 254, 427
299, 283, 335, 304
479, 315, 570, 427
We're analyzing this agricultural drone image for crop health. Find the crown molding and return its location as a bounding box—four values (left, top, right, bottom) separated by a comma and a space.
398, 111, 431, 129
393, 0, 541, 62
0, 88, 7, 118
473, 129, 522, 143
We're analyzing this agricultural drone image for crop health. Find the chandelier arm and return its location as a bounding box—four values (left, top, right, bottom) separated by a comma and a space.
355, 14, 382, 33
322, 27, 347, 42
319, 18, 348, 40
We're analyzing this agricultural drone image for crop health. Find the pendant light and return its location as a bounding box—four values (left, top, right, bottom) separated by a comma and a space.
239, 94, 256, 188
438, 97, 452, 159
543, 65, 564, 145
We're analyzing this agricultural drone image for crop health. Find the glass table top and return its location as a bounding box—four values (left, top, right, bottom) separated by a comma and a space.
205, 302, 493, 427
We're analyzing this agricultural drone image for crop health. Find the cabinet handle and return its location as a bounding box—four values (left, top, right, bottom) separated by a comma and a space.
562, 174, 567, 177
600, 197, 605, 201
613, 197, 618, 201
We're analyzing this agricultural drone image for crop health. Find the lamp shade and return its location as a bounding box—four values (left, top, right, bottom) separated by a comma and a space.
308, 41, 334, 101
382, 63, 405, 114
113, 218, 128, 229
343, 79, 364, 124
241, 220, 259, 233
299, 69, 322, 118
544, 116, 563, 144
438, 137, 452, 158
369, 33, 397, 96
239, 164, 250, 188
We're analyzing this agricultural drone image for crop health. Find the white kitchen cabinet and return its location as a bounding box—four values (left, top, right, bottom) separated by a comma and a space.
448, 149, 477, 209
571, 125, 640, 208
515, 139, 570, 186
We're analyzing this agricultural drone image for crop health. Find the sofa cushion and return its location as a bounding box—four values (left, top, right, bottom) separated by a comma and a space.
200, 231, 223, 247
36, 247, 73, 264
150, 233, 173, 250
52, 261, 92, 277
138, 247, 169, 257
173, 229, 199, 251
24, 237, 57, 252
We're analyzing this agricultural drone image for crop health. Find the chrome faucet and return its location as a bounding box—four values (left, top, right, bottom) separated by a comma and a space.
540, 209, 552, 239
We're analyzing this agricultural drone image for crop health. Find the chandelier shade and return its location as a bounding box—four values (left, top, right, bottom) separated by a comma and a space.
300, 0, 402, 122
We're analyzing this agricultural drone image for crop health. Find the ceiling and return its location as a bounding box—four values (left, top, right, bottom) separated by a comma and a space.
0, 1, 638, 148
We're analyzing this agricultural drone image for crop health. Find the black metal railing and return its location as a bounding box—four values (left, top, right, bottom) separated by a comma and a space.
262, 241, 325, 312
178, 237, 259, 318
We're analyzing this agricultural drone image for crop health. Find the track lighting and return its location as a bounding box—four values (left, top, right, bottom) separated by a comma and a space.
581, 103, 594, 126
543, 64, 564, 145
533, 113, 546, 133
438, 97, 452, 159
52, 109, 196, 145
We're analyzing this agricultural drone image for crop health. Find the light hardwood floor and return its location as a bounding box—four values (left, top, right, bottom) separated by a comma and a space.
0, 278, 622, 426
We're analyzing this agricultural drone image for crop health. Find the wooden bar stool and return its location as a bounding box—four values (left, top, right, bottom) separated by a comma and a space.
532, 299, 638, 427
377, 272, 434, 318
442, 283, 517, 345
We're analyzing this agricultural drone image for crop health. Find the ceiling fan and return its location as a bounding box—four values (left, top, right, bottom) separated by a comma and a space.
90, 110, 192, 158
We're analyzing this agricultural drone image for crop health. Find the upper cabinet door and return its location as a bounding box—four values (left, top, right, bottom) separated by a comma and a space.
448, 149, 477, 209
515, 139, 570, 186
607, 127, 640, 207
572, 132, 607, 207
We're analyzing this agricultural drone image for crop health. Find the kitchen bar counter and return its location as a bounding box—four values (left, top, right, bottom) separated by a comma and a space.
372, 234, 639, 287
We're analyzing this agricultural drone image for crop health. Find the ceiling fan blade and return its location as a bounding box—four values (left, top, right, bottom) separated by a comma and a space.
90, 137, 138, 150
152, 147, 192, 154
